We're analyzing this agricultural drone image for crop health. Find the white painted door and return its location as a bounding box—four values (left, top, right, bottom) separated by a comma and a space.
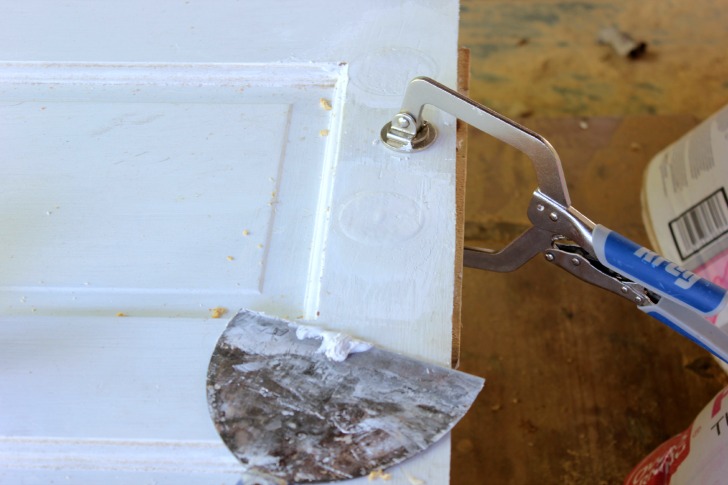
0, 2, 460, 484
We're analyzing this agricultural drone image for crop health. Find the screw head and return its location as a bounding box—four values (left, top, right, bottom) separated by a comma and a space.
620, 286, 629, 294
634, 296, 644, 304
549, 212, 559, 222
545, 252, 555, 262
571, 257, 581, 266
395, 115, 410, 128
536, 204, 545, 212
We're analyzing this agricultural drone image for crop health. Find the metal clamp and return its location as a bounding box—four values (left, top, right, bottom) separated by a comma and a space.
381, 77, 728, 364
381, 77, 588, 272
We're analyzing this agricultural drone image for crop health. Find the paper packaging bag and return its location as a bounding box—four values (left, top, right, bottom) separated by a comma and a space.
624, 385, 728, 485
633, 106, 728, 484
641, 104, 728, 373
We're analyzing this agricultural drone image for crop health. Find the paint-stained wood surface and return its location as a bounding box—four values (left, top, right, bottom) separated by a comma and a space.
452, 116, 728, 484
459, 0, 728, 120
454, 2, 728, 482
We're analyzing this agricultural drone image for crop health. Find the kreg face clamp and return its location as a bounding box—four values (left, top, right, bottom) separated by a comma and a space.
381, 77, 728, 363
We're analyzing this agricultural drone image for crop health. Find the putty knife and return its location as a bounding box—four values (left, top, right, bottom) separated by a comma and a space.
206, 310, 484, 483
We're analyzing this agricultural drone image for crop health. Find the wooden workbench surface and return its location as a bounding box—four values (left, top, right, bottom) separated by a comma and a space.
452, 116, 728, 484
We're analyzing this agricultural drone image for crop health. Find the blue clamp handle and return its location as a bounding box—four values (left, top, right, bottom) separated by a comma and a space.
592, 225, 727, 315
592, 225, 728, 362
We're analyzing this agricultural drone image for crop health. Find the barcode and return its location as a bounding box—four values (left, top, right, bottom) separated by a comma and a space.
670, 189, 728, 260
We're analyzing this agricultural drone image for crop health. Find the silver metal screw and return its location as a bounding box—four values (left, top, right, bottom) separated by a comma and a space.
620, 286, 629, 294
571, 257, 581, 266
549, 212, 559, 221
634, 296, 644, 304
545, 252, 555, 262
395, 115, 410, 128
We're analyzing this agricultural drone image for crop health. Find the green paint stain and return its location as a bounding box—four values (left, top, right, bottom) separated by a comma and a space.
555, 2, 600, 13
476, 72, 509, 84
553, 86, 585, 96
636, 82, 662, 93
512, 10, 560, 26
469, 44, 511, 59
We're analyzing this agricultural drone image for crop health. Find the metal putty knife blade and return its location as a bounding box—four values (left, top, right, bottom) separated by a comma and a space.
206, 310, 484, 484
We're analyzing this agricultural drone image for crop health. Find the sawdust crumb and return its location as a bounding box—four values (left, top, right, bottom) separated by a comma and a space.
226, 255, 234, 261
512, 397, 520, 404
578, 120, 589, 130
209, 307, 227, 318
116, 312, 127, 317
490, 403, 502, 412
405, 473, 425, 485
630, 142, 643, 152
257, 243, 263, 249
319, 129, 330, 136
320, 98, 332, 110
242, 229, 250, 236
368, 469, 391, 481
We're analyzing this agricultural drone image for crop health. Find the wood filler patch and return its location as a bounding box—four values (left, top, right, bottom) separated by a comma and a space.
368, 469, 391, 481
210, 307, 227, 318
319, 98, 332, 111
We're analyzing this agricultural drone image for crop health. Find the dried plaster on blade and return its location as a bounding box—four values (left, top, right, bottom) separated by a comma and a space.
294, 322, 373, 361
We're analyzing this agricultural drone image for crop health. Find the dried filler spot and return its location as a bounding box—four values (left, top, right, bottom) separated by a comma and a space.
210, 307, 227, 319
368, 469, 392, 481
320, 98, 332, 111
405, 473, 425, 485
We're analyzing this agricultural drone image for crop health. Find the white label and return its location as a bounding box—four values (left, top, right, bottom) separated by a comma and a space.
670, 189, 728, 260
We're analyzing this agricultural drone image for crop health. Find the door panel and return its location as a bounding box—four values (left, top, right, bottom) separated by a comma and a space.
1, 63, 342, 317
0, 2, 460, 483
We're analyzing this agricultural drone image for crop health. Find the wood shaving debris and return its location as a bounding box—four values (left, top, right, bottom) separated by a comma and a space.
116, 312, 127, 317
210, 307, 227, 319
226, 256, 234, 261
405, 473, 425, 485
257, 243, 263, 249
242, 229, 250, 236
319, 129, 329, 136
578, 120, 589, 130
368, 469, 391, 481
319, 98, 332, 111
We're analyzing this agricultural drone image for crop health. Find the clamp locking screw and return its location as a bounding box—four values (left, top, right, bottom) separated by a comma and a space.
549, 212, 559, 222
395, 115, 410, 128
620, 286, 629, 294
571, 257, 581, 266
544, 252, 555, 262
634, 296, 644, 304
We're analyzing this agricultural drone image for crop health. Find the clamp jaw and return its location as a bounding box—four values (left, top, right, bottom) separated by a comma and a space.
381, 77, 728, 363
